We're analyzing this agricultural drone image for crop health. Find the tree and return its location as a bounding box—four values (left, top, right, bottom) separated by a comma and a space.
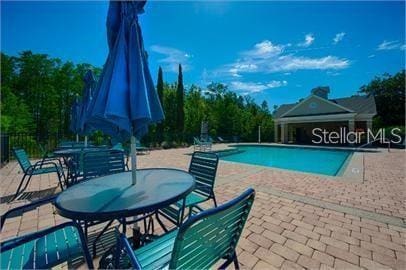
359, 70, 405, 127
176, 64, 185, 133
156, 67, 164, 142
0, 51, 100, 139
0, 51, 278, 145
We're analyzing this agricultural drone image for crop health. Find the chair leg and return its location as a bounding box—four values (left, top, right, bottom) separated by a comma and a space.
212, 195, 218, 207
233, 254, 240, 270
114, 236, 122, 269
179, 198, 186, 224
218, 252, 239, 270
155, 212, 169, 233
92, 220, 114, 257
59, 167, 67, 185
13, 173, 28, 199
20, 173, 33, 195
56, 172, 64, 191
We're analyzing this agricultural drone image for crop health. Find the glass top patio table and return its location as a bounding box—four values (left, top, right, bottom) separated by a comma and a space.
54, 169, 195, 221
53, 147, 108, 157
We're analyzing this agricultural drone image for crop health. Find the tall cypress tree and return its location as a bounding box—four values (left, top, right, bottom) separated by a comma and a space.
156, 66, 164, 142
176, 64, 185, 134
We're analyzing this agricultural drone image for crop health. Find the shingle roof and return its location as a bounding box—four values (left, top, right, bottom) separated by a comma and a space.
273, 95, 377, 118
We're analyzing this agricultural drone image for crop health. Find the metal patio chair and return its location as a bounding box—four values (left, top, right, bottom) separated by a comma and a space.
117, 188, 255, 270
71, 149, 130, 256
0, 196, 94, 269
156, 151, 219, 230
12, 148, 66, 200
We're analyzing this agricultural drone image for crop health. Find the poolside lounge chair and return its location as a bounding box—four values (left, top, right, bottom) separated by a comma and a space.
12, 148, 66, 200
217, 136, 229, 143
136, 140, 150, 154
117, 188, 255, 269
156, 151, 219, 229
193, 136, 212, 152
0, 196, 94, 269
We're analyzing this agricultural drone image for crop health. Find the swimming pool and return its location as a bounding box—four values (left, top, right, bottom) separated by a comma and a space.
220, 145, 352, 176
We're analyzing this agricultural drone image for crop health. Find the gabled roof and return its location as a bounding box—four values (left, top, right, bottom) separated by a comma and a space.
273, 94, 377, 119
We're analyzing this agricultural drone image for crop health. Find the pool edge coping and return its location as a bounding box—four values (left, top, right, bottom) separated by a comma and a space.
215, 143, 368, 183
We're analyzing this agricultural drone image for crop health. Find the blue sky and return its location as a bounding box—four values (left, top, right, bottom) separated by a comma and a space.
2, 1, 405, 108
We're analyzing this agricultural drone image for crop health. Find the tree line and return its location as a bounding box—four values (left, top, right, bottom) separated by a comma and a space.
1, 51, 404, 147
1, 51, 274, 146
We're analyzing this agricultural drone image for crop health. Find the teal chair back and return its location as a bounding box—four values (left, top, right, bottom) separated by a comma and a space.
0, 197, 94, 269
169, 188, 255, 269
12, 148, 32, 173
82, 149, 125, 181
188, 151, 219, 198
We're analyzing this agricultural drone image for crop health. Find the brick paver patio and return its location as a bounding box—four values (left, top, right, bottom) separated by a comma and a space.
1, 144, 405, 269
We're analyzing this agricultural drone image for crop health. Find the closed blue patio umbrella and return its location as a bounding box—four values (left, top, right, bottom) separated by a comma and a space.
79, 70, 97, 146
87, 0, 164, 184
69, 95, 82, 142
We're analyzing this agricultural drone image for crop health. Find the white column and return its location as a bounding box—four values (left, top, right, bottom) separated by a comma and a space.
366, 119, 373, 132
274, 122, 279, 143
348, 119, 355, 145
281, 123, 286, 143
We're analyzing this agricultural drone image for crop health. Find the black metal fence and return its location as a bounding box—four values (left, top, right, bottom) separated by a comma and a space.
1, 133, 63, 162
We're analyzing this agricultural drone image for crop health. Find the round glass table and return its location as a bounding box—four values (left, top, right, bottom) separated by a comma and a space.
53, 147, 107, 157
54, 168, 195, 221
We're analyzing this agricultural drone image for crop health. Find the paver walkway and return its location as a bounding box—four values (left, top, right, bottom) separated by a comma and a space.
1, 144, 405, 269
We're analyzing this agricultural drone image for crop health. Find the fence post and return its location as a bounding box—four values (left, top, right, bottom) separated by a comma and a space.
1, 133, 10, 165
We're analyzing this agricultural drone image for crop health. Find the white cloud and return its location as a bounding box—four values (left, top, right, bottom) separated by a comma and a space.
276, 55, 349, 71
242, 40, 284, 59
217, 40, 349, 78
377, 40, 404, 51
150, 45, 192, 72
298, 33, 315, 47
333, 32, 346, 44
368, 54, 375, 58
229, 80, 288, 94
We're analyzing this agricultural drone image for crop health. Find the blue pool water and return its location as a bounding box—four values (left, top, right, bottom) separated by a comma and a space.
220, 145, 352, 176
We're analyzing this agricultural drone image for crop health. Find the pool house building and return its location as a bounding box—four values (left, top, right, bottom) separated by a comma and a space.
273, 86, 377, 144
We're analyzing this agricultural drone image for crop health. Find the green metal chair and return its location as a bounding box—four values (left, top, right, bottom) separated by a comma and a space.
156, 151, 219, 230
12, 148, 66, 200
82, 149, 126, 180
118, 188, 255, 270
71, 149, 127, 256
0, 196, 94, 269
68, 149, 126, 185
111, 143, 130, 170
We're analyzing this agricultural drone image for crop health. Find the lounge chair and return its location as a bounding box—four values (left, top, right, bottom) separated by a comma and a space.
116, 188, 255, 269
12, 148, 66, 200
217, 136, 229, 143
136, 140, 150, 154
0, 196, 94, 269
156, 151, 219, 229
193, 137, 212, 152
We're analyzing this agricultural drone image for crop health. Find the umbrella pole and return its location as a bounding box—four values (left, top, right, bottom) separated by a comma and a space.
76, 134, 79, 143
131, 135, 137, 185
130, 134, 141, 247
84, 136, 88, 147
